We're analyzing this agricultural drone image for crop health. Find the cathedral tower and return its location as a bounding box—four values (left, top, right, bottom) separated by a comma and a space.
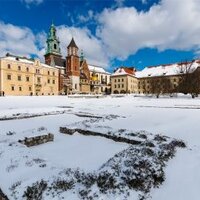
44, 22, 62, 66
66, 38, 80, 92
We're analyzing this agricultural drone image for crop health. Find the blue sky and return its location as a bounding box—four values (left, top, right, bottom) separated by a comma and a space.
0, 0, 199, 71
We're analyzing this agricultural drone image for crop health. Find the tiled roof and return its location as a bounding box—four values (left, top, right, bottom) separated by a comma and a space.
111, 67, 135, 76
67, 38, 78, 49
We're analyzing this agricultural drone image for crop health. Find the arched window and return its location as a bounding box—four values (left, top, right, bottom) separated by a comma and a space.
54, 44, 57, 49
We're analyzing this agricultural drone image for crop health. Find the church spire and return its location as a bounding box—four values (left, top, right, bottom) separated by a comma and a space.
80, 50, 84, 62
45, 22, 61, 56
67, 37, 78, 49
67, 37, 79, 56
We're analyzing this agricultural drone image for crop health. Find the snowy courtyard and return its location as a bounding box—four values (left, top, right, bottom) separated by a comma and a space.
0, 95, 200, 200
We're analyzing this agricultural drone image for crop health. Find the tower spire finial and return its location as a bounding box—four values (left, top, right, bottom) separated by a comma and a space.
80, 49, 84, 62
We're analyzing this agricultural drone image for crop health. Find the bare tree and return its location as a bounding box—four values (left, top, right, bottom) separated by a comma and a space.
178, 61, 200, 98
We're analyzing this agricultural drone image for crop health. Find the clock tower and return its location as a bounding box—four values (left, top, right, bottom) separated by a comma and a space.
44, 22, 62, 66
66, 38, 80, 92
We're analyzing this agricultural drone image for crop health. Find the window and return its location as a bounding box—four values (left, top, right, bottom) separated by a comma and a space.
26, 67, 29, 72
29, 86, 32, 91
114, 79, 116, 82
11, 86, 14, 91
53, 72, 55, 76
18, 75, 21, 81
122, 79, 124, 82
8, 64, 11, 69
37, 77, 41, 83
26, 77, 30, 82
118, 79, 120, 82
52, 80, 55, 84
118, 84, 120, 88
18, 66, 21, 71
48, 71, 50, 75
19, 86, 22, 91
48, 79, 50, 84
122, 84, 124, 88
115, 84, 117, 88
7, 74, 11, 80
54, 44, 57, 49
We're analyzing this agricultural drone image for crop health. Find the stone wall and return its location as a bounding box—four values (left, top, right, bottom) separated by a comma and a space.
0, 188, 9, 200
59, 127, 142, 145
18, 133, 54, 147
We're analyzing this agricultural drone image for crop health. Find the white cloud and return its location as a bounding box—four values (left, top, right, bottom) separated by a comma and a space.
97, 0, 200, 60
114, 0, 126, 7
78, 10, 95, 23
56, 25, 109, 67
0, 21, 45, 60
3, 0, 200, 68
0, 21, 109, 67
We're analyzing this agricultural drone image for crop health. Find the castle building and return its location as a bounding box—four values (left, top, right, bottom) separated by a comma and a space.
0, 54, 59, 96
0, 22, 111, 96
44, 22, 111, 95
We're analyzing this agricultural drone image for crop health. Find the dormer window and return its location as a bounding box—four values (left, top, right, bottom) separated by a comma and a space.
148, 74, 151, 76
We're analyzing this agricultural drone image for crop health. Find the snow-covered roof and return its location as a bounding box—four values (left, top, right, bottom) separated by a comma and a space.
1, 55, 58, 70
2, 56, 34, 64
136, 60, 200, 78
111, 67, 136, 77
88, 64, 111, 75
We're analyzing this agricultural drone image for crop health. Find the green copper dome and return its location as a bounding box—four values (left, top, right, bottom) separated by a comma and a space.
45, 22, 61, 56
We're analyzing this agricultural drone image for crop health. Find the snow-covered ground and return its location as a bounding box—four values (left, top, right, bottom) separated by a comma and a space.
0, 95, 200, 199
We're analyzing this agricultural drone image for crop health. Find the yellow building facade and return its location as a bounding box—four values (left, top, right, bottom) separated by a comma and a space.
0, 55, 59, 96
88, 64, 111, 94
111, 67, 138, 94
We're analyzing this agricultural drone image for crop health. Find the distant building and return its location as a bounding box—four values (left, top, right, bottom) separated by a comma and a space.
111, 67, 138, 94
0, 54, 59, 96
89, 64, 111, 94
111, 61, 200, 95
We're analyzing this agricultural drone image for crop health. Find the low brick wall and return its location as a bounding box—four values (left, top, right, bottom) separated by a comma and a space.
59, 127, 142, 145
18, 133, 54, 147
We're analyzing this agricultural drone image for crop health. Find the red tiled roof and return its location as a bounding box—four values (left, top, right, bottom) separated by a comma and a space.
124, 68, 135, 75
